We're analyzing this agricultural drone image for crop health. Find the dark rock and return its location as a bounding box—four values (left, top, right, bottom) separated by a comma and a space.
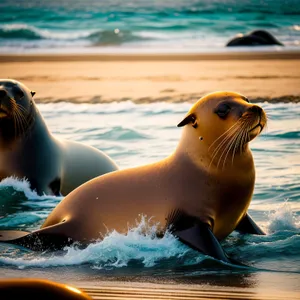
226, 30, 283, 47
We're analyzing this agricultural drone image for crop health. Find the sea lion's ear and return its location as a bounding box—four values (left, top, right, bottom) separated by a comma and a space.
177, 113, 198, 128
31, 91, 36, 97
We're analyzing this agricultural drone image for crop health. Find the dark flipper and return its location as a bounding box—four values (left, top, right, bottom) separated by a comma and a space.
49, 177, 62, 196
0, 228, 73, 251
165, 209, 231, 264
235, 213, 265, 235
174, 223, 231, 263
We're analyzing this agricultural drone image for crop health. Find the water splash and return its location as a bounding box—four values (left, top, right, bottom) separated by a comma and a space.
267, 201, 300, 232
0, 216, 195, 269
0, 207, 299, 271
0, 177, 61, 228
0, 177, 55, 201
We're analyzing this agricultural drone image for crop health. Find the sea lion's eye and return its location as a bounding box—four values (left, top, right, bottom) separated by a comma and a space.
215, 103, 231, 119
17, 90, 24, 99
14, 88, 24, 99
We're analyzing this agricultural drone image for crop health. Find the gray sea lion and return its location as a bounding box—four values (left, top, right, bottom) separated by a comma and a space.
226, 30, 283, 47
0, 91, 266, 264
0, 79, 118, 197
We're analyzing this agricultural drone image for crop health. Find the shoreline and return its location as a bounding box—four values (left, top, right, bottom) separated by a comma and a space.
1, 50, 300, 104
1, 50, 300, 62
34, 95, 300, 104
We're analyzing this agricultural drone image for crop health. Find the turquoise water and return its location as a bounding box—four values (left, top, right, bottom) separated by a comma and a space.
0, 0, 300, 53
0, 101, 299, 289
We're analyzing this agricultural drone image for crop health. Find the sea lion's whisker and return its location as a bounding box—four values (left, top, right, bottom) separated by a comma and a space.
210, 128, 239, 168
231, 125, 246, 165
231, 120, 250, 166
12, 111, 17, 141
16, 104, 28, 114
15, 105, 30, 134
219, 135, 236, 169
16, 103, 30, 125
237, 122, 247, 155
224, 123, 246, 169
219, 119, 251, 170
219, 125, 244, 170
209, 125, 240, 168
11, 101, 20, 135
209, 120, 240, 151
16, 104, 29, 119
15, 108, 28, 137
14, 110, 22, 137
210, 116, 252, 156
239, 120, 252, 155
16, 110, 25, 137
210, 123, 240, 157
18, 104, 34, 130
18, 109, 29, 129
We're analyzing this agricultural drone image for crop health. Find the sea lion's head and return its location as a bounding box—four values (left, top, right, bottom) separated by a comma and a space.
177, 91, 267, 168
0, 79, 36, 140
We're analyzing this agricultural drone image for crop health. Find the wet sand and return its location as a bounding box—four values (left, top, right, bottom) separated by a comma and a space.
2, 266, 300, 300
79, 282, 300, 300
1, 51, 300, 104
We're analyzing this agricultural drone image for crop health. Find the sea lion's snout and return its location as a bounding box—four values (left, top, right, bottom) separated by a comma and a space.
248, 105, 262, 116
0, 89, 7, 98
0, 88, 10, 118
246, 104, 267, 137
0, 83, 26, 120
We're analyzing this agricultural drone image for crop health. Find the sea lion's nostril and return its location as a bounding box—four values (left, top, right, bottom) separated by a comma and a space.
248, 105, 262, 115
0, 90, 7, 98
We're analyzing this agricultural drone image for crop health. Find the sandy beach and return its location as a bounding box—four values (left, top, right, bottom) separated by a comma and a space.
1, 51, 300, 104
78, 281, 300, 300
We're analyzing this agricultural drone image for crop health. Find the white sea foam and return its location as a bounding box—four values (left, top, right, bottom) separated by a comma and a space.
0, 177, 61, 202
0, 24, 93, 40
0, 204, 299, 270
0, 216, 195, 269
267, 201, 300, 232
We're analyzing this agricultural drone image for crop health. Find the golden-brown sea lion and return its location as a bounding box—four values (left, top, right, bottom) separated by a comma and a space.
0, 79, 118, 197
0, 278, 91, 300
0, 91, 266, 263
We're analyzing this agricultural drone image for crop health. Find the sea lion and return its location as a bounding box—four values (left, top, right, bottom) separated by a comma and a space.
0, 79, 118, 197
0, 278, 91, 300
226, 30, 283, 47
0, 91, 266, 264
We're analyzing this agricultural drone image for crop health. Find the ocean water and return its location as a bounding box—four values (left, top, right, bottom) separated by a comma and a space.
0, 0, 300, 53
0, 101, 299, 291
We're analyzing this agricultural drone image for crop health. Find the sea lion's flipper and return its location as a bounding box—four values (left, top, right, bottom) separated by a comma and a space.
235, 213, 265, 235
49, 177, 62, 196
174, 223, 231, 263
0, 225, 74, 251
0, 230, 30, 242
